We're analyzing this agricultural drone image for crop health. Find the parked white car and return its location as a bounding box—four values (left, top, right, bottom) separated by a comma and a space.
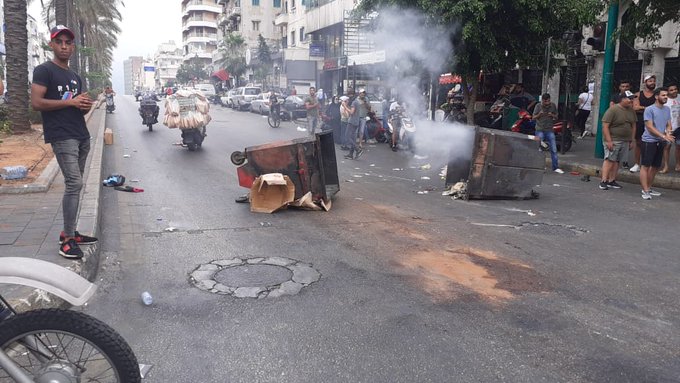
220, 89, 237, 108
232, 86, 262, 111
249, 94, 271, 115
194, 83, 216, 99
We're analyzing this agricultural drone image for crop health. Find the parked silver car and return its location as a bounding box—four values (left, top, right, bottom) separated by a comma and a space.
249, 94, 270, 115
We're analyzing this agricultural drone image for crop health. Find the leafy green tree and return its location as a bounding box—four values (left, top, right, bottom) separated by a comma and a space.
620, 0, 680, 42
358, 0, 602, 121
41, 0, 123, 88
176, 62, 208, 85
255, 34, 273, 85
217, 33, 248, 86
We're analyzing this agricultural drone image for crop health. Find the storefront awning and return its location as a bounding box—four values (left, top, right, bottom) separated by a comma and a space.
439, 73, 462, 85
211, 69, 229, 82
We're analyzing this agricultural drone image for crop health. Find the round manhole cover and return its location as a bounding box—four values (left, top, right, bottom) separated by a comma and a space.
215, 264, 292, 288
189, 257, 321, 299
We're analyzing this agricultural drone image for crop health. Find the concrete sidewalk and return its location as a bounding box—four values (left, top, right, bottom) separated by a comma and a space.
552, 134, 680, 190
0, 102, 106, 311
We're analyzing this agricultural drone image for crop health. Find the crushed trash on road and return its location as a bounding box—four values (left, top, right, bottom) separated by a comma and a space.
442, 181, 468, 200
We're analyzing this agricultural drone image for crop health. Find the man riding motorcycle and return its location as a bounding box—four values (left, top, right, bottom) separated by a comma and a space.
138, 92, 159, 123
104, 86, 116, 112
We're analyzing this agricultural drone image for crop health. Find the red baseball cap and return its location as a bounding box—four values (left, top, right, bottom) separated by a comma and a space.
50, 25, 75, 40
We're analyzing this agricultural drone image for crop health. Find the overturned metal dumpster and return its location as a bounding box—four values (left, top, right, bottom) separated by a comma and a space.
230, 131, 339, 202
446, 127, 545, 200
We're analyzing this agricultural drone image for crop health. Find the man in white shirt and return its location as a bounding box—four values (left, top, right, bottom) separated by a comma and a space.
661, 83, 680, 172
575, 86, 592, 137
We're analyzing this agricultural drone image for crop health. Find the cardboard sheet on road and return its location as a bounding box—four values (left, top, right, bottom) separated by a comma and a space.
250, 173, 295, 213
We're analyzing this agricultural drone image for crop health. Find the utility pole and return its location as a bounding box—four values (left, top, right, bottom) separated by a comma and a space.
594, 1, 619, 159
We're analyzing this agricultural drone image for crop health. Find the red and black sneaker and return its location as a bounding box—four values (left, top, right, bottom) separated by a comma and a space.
59, 239, 84, 259
59, 231, 98, 245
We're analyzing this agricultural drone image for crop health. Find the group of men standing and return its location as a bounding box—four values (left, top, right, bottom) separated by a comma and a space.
599, 74, 679, 199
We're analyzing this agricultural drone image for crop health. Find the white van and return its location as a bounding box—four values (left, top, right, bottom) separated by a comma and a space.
194, 83, 216, 98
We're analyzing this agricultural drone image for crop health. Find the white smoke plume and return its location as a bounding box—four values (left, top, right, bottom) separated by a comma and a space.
366, 6, 476, 174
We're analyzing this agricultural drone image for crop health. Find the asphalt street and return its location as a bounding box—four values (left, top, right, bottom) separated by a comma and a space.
86, 95, 679, 382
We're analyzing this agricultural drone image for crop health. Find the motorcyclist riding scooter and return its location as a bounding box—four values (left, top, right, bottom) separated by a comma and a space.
139, 92, 160, 131
387, 100, 416, 152
104, 86, 115, 113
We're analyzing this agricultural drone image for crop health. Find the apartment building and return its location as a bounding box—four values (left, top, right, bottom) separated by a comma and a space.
154, 41, 183, 89
217, 0, 283, 86
272, 0, 318, 93
0, 3, 48, 84
182, 0, 221, 66
27, 14, 49, 82
123, 56, 144, 95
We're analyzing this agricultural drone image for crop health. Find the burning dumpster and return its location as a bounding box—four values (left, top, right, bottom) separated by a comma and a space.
230, 131, 339, 204
446, 127, 545, 200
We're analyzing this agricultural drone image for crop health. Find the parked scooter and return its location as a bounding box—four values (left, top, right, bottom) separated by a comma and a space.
387, 103, 416, 152
139, 93, 159, 131
511, 109, 574, 152
105, 93, 115, 113
0, 257, 143, 382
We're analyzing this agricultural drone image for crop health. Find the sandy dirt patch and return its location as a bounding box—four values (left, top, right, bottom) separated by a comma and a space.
0, 125, 54, 185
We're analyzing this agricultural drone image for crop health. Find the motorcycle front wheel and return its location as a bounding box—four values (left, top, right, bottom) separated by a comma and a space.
0, 309, 141, 383
147, 123, 153, 132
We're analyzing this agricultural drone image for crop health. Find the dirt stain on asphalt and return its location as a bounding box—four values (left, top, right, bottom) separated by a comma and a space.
398, 247, 551, 303
365, 205, 551, 303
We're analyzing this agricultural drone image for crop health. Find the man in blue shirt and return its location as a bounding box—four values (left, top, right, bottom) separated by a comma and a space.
639, 87, 674, 200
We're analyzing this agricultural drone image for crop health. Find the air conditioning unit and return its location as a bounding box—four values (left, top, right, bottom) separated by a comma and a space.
657, 22, 679, 49
635, 22, 679, 50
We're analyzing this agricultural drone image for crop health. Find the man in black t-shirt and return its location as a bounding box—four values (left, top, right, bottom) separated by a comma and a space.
31, 25, 96, 259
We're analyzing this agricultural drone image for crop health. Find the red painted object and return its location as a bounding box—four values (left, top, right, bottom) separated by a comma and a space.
232, 131, 339, 202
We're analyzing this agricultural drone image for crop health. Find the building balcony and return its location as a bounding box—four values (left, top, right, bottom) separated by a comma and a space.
274, 12, 288, 26
184, 51, 213, 61
228, 7, 241, 19
218, 13, 229, 26
182, 2, 222, 15
305, 0, 353, 33
183, 20, 218, 31
185, 35, 219, 45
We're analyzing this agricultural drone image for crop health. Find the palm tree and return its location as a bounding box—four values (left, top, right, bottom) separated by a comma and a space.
217, 33, 248, 87
53, 0, 69, 25
3, 0, 31, 133
41, 0, 123, 89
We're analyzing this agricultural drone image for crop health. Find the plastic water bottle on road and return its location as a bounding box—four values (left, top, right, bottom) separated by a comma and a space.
141, 291, 153, 306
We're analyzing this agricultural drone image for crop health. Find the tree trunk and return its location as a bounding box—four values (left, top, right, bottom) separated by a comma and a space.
55, 0, 68, 25
3, 0, 31, 134
71, 20, 84, 80
463, 73, 479, 124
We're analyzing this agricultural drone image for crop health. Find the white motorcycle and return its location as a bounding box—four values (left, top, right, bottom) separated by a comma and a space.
0, 258, 142, 382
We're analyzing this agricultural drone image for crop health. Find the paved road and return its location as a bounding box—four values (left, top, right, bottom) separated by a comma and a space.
86, 95, 680, 382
